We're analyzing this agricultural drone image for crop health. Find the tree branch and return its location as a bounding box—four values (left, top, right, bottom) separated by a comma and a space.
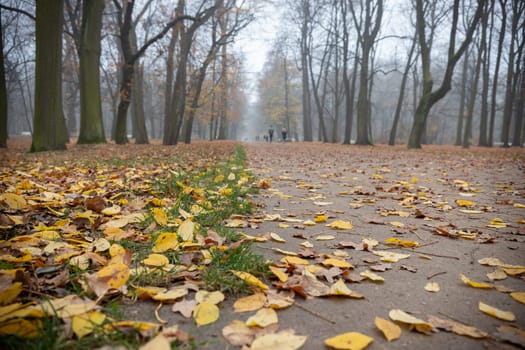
0, 4, 35, 21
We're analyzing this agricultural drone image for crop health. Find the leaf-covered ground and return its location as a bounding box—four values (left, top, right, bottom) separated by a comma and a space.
1, 139, 524, 350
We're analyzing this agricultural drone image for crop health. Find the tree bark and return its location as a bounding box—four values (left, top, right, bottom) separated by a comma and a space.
455, 52, 468, 146
77, 0, 106, 144
300, 0, 313, 141
31, 0, 68, 152
0, 8, 7, 148
463, 40, 483, 148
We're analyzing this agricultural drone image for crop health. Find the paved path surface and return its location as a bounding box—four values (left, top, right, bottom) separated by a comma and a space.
241, 142, 524, 350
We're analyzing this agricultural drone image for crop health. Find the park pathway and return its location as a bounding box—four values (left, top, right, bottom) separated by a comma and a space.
241, 142, 525, 350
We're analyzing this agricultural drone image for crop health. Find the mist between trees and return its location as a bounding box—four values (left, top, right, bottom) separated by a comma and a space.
0, 0, 523, 151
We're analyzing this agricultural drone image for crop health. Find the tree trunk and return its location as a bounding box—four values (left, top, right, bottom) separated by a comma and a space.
511, 66, 525, 147
500, 8, 516, 147
132, 62, 149, 144
300, 1, 313, 142
78, 0, 106, 144
115, 64, 134, 145
455, 52, 468, 146
389, 32, 417, 146
463, 39, 483, 148
31, 0, 68, 152
0, 8, 7, 148
478, 2, 493, 147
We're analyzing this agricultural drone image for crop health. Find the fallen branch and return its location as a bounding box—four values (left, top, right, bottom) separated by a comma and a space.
294, 302, 336, 324
427, 271, 447, 280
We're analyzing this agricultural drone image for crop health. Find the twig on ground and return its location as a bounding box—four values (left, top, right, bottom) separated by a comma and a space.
294, 302, 336, 324
427, 271, 447, 280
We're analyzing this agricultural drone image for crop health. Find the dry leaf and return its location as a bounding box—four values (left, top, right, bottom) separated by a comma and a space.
153, 288, 188, 301
139, 333, 171, 350
478, 257, 505, 266
487, 269, 507, 281
251, 330, 307, 350
478, 301, 515, 321
424, 282, 440, 292
388, 309, 433, 334
456, 199, 475, 207
152, 233, 180, 253
233, 293, 266, 312
72, 311, 106, 339
375, 316, 401, 341
427, 315, 487, 339
195, 290, 224, 305
510, 292, 525, 305
142, 253, 170, 267
360, 270, 384, 283
178, 219, 195, 241
1, 193, 28, 210
222, 319, 255, 346
324, 332, 373, 350
269, 266, 289, 282
328, 279, 364, 298
316, 235, 336, 241
270, 232, 286, 243
246, 308, 278, 327
172, 298, 197, 318
193, 301, 219, 326
326, 220, 353, 230
459, 274, 493, 289
372, 250, 410, 263
322, 258, 354, 269
384, 237, 419, 248
231, 270, 269, 290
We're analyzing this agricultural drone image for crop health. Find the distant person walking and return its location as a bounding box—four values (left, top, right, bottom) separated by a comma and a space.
281, 127, 287, 142
268, 126, 274, 143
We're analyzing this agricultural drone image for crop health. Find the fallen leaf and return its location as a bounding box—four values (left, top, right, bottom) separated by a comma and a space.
270, 232, 286, 243
222, 319, 255, 346
424, 282, 440, 292
0, 281, 23, 305
139, 333, 171, 350
510, 292, 525, 305
265, 290, 294, 309
233, 293, 266, 312
389, 309, 433, 334
478, 257, 505, 266
251, 330, 307, 350
269, 266, 289, 282
193, 301, 219, 326
72, 311, 106, 338
142, 253, 170, 267
375, 316, 401, 341
372, 250, 410, 263
281, 256, 310, 265
495, 325, 525, 348
152, 233, 180, 253
326, 220, 353, 230
231, 270, 269, 290
478, 301, 515, 321
456, 199, 475, 207
1, 193, 28, 210
459, 274, 493, 289
360, 270, 384, 283
314, 214, 328, 223
324, 332, 373, 350
316, 235, 336, 241
487, 269, 507, 281
178, 219, 195, 241
427, 315, 487, 339
172, 298, 197, 318
322, 258, 354, 269
328, 279, 364, 298
246, 307, 278, 327
152, 208, 168, 226
152, 288, 188, 301
384, 237, 419, 248
195, 290, 224, 305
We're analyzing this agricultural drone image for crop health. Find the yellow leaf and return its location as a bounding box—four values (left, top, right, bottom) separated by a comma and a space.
222, 319, 255, 346
328, 279, 364, 298
375, 317, 401, 341
177, 219, 195, 241
265, 290, 294, 309
360, 270, 384, 283
322, 258, 354, 269
487, 217, 507, 228
152, 208, 168, 226
314, 214, 328, 223
251, 330, 307, 350
1, 193, 27, 210
281, 256, 310, 266
487, 269, 507, 281
101, 205, 121, 216
479, 301, 515, 321
303, 219, 316, 226
424, 282, 440, 292
372, 250, 410, 263
514, 203, 525, 208
389, 309, 433, 334
326, 220, 353, 230
503, 267, 525, 276
195, 290, 224, 305
272, 248, 297, 256
459, 209, 482, 214
152, 288, 188, 301
233, 293, 266, 312
389, 221, 405, 228
324, 332, 373, 350
427, 315, 488, 339
278, 223, 289, 228
193, 301, 219, 326
478, 257, 505, 266
0, 250, 32, 263
231, 270, 269, 290
72, 311, 106, 338
459, 274, 493, 289
0, 281, 22, 305
316, 235, 336, 241
456, 199, 475, 207
152, 233, 180, 253
510, 292, 525, 305
135, 286, 167, 299
142, 253, 170, 267
270, 232, 286, 243
0, 318, 42, 338
384, 237, 419, 248
269, 266, 289, 282
246, 307, 278, 327
96, 262, 130, 290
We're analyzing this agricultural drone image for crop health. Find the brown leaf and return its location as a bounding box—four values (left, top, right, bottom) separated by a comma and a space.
86, 196, 105, 213
428, 315, 487, 339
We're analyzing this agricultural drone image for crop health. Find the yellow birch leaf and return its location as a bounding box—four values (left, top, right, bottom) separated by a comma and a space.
459, 274, 493, 289
427, 315, 488, 339
389, 221, 405, 228
135, 286, 167, 299
324, 332, 373, 350
0, 318, 42, 338
384, 237, 419, 248
303, 219, 316, 226
270, 232, 286, 243
360, 270, 384, 283
424, 282, 440, 292
251, 331, 307, 350
326, 220, 353, 230
487, 218, 507, 228
269, 266, 289, 282
233, 293, 266, 312
72, 311, 106, 338
278, 223, 289, 228
459, 209, 482, 214
152, 233, 180, 253
231, 270, 269, 290
272, 248, 297, 256
139, 333, 171, 350
142, 253, 169, 267
178, 219, 195, 241
281, 256, 310, 265
195, 290, 224, 305
301, 241, 314, 248
152, 208, 168, 226
316, 235, 336, 241
322, 258, 354, 269
152, 288, 188, 301
514, 203, 525, 208
314, 214, 328, 223
389, 309, 433, 334
1, 193, 27, 210
96, 262, 130, 290
245, 307, 278, 327
503, 267, 525, 276
0, 251, 32, 263
510, 292, 525, 305
265, 290, 294, 309
0, 282, 22, 305
478, 257, 505, 266
328, 279, 364, 298
456, 199, 475, 207
101, 205, 121, 216
372, 250, 410, 263
487, 269, 507, 281
479, 301, 515, 321
375, 316, 401, 341
193, 301, 219, 326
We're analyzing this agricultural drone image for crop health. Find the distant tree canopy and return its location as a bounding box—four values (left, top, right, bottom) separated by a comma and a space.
0, 0, 523, 149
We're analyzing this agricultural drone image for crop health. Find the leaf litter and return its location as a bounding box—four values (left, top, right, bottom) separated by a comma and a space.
1, 140, 524, 349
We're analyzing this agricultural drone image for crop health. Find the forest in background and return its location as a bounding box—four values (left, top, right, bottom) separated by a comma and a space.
0, 0, 523, 151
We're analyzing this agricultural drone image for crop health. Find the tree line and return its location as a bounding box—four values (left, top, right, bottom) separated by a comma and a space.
0, 0, 253, 151
258, 0, 524, 148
